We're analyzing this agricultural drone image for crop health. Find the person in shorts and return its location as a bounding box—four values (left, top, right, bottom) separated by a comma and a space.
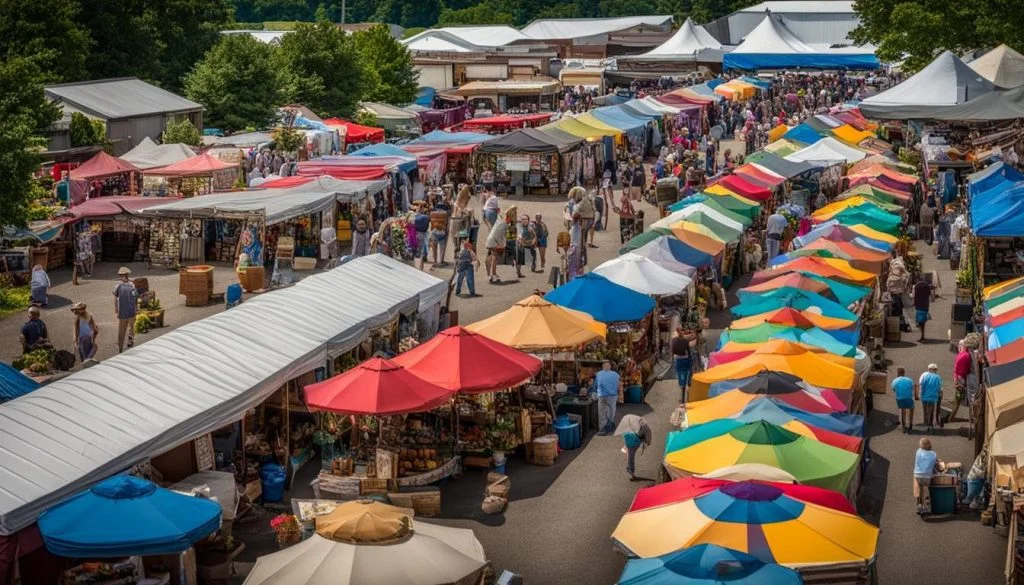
892, 367, 916, 433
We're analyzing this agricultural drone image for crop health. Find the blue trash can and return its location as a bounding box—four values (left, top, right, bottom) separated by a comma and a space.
226, 283, 243, 308
625, 384, 644, 404
260, 463, 286, 503
553, 416, 581, 450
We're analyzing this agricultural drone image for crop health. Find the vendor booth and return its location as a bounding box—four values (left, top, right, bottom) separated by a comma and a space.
476, 128, 584, 196
68, 151, 142, 205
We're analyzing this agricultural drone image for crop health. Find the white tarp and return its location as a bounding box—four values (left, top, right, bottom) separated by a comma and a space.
651, 204, 745, 232
142, 176, 387, 224
593, 253, 692, 296
630, 238, 697, 276
785, 137, 867, 164
859, 51, 997, 119
968, 44, 1024, 88
619, 18, 725, 62
0, 255, 446, 535
121, 137, 196, 170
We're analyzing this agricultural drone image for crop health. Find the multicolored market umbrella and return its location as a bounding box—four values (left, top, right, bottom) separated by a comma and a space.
824, 207, 901, 236
730, 397, 864, 436
618, 544, 803, 585
627, 477, 856, 516
670, 225, 729, 255
713, 330, 857, 364
683, 411, 860, 453
730, 306, 857, 332
732, 287, 860, 321
752, 257, 876, 287
392, 326, 542, 393
620, 228, 674, 254
692, 341, 857, 397
612, 481, 877, 563
722, 318, 859, 348
304, 357, 456, 415
794, 223, 892, 253
686, 380, 847, 422
663, 421, 860, 492
545, 272, 657, 323
844, 222, 899, 244
465, 295, 606, 351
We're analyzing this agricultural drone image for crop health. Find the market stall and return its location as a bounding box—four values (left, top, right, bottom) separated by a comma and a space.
475, 128, 584, 196
67, 196, 183, 266
68, 151, 142, 205
145, 153, 241, 197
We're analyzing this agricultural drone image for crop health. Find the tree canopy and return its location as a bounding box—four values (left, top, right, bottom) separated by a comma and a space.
276, 21, 368, 118
185, 34, 282, 132
351, 25, 419, 106
162, 119, 204, 146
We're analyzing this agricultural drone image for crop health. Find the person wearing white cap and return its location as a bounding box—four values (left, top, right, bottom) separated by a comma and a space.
919, 364, 943, 433
113, 266, 138, 352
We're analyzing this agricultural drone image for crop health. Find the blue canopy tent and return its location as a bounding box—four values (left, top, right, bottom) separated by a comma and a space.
38, 475, 221, 558
637, 234, 715, 269
782, 123, 825, 145
619, 544, 803, 585
988, 317, 1024, 350
731, 287, 859, 322
0, 363, 40, 403
590, 106, 649, 143
719, 325, 858, 357
415, 87, 436, 107
347, 143, 418, 173
706, 78, 726, 89
725, 53, 880, 71
620, 100, 666, 121
413, 130, 494, 144
740, 76, 772, 90
545, 273, 655, 323
968, 161, 1024, 197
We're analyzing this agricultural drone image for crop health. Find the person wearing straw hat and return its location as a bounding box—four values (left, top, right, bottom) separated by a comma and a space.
70, 302, 98, 362
113, 267, 138, 353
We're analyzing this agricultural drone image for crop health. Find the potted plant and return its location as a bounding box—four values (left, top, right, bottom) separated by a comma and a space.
487, 418, 518, 469
270, 514, 301, 549
139, 297, 164, 328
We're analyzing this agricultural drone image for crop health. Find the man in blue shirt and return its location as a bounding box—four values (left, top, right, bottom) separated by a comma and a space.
919, 364, 942, 433
594, 361, 621, 435
892, 367, 915, 433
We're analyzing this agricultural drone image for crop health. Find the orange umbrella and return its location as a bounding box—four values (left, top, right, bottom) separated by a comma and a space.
800, 240, 888, 273
753, 257, 876, 287
669, 225, 726, 256
740, 273, 832, 298
730, 307, 857, 331
691, 340, 857, 400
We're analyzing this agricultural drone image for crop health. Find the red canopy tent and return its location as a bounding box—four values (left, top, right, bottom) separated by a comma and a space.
323, 118, 385, 145
392, 326, 542, 393
303, 357, 455, 415
256, 175, 315, 189
147, 153, 238, 177
713, 174, 773, 201
627, 477, 856, 515
988, 337, 1024, 365
461, 113, 553, 132
69, 151, 140, 181
295, 162, 390, 181
69, 196, 182, 219
733, 164, 786, 187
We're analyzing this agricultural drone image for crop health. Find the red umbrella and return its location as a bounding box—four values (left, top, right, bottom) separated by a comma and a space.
628, 476, 856, 515
393, 326, 542, 393
304, 357, 455, 415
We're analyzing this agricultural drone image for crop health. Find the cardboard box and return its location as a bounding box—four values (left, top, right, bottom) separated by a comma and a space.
866, 371, 888, 394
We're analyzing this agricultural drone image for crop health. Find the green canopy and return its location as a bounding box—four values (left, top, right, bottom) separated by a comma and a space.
839, 184, 906, 205
802, 273, 872, 306
620, 228, 673, 254
679, 210, 743, 242
706, 192, 761, 222
986, 283, 1024, 310
668, 195, 757, 226
719, 324, 857, 357
831, 207, 902, 236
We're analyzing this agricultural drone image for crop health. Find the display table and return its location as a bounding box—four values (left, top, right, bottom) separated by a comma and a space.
556, 396, 598, 433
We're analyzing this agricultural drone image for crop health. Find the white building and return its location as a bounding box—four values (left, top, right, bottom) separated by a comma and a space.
705, 1, 861, 46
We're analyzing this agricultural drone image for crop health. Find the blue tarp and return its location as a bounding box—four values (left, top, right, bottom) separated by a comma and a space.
731, 286, 859, 321
590, 106, 649, 134
782, 123, 825, 145
639, 233, 715, 268
0, 363, 39, 403
414, 130, 494, 144
988, 318, 1024, 350
969, 162, 1024, 197
415, 87, 436, 107
38, 475, 221, 557
706, 78, 726, 89
347, 143, 418, 173
545, 273, 655, 323
741, 76, 772, 90
724, 53, 881, 71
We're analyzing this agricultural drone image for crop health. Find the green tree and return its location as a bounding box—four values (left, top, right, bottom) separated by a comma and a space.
68, 112, 107, 148
0, 57, 62, 228
438, 2, 514, 26
851, 0, 1024, 72
185, 34, 282, 133
146, 0, 234, 91
162, 118, 203, 146
78, 0, 162, 82
352, 24, 419, 105
273, 125, 304, 154
0, 0, 91, 83
276, 21, 368, 117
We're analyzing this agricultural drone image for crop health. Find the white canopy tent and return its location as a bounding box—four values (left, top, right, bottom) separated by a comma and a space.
859, 51, 997, 119
785, 137, 867, 164
618, 18, 726, 63
650, 203, 745, 232
0, 255, 446, 535
968, 44, 1024, 88
723, 13, 879, 71
142, 176, 387, 225
592, 253, 692, 296
121, 137, 197, 170
630, 238, 697, 276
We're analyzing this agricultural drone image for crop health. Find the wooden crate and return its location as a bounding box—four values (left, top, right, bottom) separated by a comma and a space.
360, 477, 389, 495
865, 371, 888, 394
884, 317, 901, 343
237, 266, 265, 292
529, 435, 558, 466
387, 487, 441, 517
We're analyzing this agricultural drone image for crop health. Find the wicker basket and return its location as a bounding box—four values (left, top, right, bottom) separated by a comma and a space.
387, 488, 441, 517
237, 265, 266, 292
360, 478, 389, 495
486, 473, 511, 499
530, 435, 558, 466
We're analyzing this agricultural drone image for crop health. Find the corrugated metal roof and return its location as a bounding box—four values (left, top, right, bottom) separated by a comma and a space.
45, 78, 202, 120
0, 254, 446, 535
521, 15, 673, 40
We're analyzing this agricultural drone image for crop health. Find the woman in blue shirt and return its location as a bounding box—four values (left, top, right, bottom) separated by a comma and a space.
914, 438, 944, 515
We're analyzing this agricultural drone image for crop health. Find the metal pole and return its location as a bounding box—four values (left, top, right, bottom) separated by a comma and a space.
340, 0, 346, 24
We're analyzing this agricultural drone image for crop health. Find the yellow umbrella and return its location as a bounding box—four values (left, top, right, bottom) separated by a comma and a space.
845, 223, 898, 244
985, 276, 1024, 300
831, 124, 875, 145
552, 116, 620, 140
768, 124, 789, 143
465, 295, 606, 351
669, 224, 727, 255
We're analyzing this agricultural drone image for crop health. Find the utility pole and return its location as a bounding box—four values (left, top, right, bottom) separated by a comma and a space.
340, 0, 346, 24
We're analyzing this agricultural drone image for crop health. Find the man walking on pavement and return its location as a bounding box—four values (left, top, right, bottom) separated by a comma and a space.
113, 267, 138, 353
913, 277, 934, 342
765, 211, 788, 261
595, 360, 622, 435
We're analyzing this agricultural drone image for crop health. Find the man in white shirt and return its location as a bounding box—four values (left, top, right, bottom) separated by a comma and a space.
765, 212, 788, 261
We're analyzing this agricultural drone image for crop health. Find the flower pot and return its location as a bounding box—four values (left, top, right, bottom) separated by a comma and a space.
142, 309, 164, 328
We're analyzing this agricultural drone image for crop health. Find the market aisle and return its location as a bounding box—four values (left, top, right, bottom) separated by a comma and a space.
864, 243, 1005, 583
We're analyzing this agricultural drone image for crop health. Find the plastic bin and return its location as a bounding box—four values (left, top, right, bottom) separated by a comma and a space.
553, 416, 581, 450
624, 385, 644, 404
260, 463, 286, 503
929, 485, 957, 515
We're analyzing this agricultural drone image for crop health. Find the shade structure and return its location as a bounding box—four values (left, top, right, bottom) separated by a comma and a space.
859, 51, 996, 119
797, 240, 890, 274
697, 464, 797, 483
0, 363, 40, 403
304, 357, 456, 415
729, 397, 863, 436
670, 224, 729, 255
713, 175, 773, 202
988, 319, 1024, 350
69, 151, 141, 181
323, 118, 385, 144
840, 183, 911, 205
708, 372, 848, 406
785, 137, 867, 164
148, 153, 238, 177
687, 376, 848, 420
392, 327, 542, 393
795, 223, 892, 252
740, 272, 869, 307
663, 421, 860, 492
987, 337, 1024, 367
122, 137, 196, 170
38, 475, 221, 557
824, 208, 901, 237
545, 273, 656, 323
843, 222, 899, 244
244, 501, 486, 585
692, 341, 857, 398
732, 287, 859, 322
683, 404, 860, 453
627, 477, 855, 516
619, 228, 675, 254
593, 253, 693, 296
783, 123, 824, 145
612, 481, 877, 564
770, 245, 855, 266
618, 544, 803, 585
730, 307, 856, 332
466, 295, 606, 351
631, 237, 705, 273
663, 197, 753, 229
652, 205, 747, 234
701, 192, 762, 222
719, 324, 857, 356
752, 257, 876, 287
813, 196, 901, 219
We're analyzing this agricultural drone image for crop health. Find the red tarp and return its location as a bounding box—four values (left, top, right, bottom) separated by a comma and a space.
461, 113, 553, 131
627, 477, 856, 514
69, 151, 140, 181
403, 143, 478, 156
393, 326, 543, 393
991, 306, 1024, 329
733, 164, 786, 186
656, 93, 711, 107
303, 357, 455, 415
257, 175, 314, 189
987, 337, 1024, 365
728, 169, 777, 190
147, 153, 237, 177
323, 118, 385, 145
714, 174, 774, 201
296, 162, 389, 181
70, 196, 182, 218
834, 110, 871, 131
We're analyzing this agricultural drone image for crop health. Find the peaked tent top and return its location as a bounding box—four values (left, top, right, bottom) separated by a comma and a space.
732, 13, 814, 55
859, 51, 997, 118
968, 44, 1024, 88
622, 18, 725, 62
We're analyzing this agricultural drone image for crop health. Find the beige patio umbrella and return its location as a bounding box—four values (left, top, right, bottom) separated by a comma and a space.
243, 501, 487, 585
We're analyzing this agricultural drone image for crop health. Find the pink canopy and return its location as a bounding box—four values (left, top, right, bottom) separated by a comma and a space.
70, 196, 182, 219
69, 151, 140, 181
148, 153, 237, 177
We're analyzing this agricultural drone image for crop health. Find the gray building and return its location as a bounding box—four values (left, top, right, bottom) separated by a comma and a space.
45, 78, 203, 156
705, 1, 861, 47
